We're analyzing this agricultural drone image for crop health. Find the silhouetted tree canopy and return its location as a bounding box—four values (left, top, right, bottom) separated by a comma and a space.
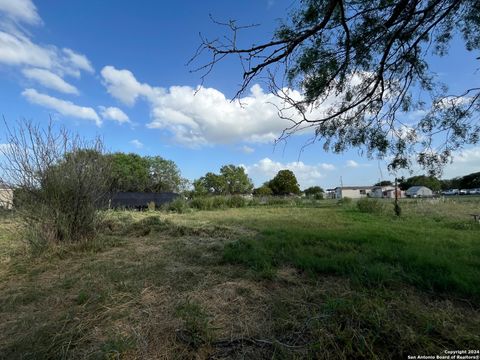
303, 185, 325, 198
399, 175, 442, 191
193, 0, 480, 175
268, 170, 301, 195
374, 180, 393, 187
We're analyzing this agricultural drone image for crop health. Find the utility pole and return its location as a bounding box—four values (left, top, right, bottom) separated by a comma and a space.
394, 177, 401, 216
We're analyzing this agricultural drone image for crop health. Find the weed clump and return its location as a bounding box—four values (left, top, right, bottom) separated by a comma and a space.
357, 198, 386, 214
228, 195, 247, 208
337, 196, 352, 206
175, 300, 212, 347
165, 197, 190, 213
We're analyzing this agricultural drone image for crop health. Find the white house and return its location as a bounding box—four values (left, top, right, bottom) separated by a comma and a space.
335, 186, 373, 199
0, 182, 13, 209
405, 186, 433, 198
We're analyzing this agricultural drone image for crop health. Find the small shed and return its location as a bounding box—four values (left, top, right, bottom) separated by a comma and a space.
405, 186, 433, 198
0, 182, 14, 209
110, 192, 179, 209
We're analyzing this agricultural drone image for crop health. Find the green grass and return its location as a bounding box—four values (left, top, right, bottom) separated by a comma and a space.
0, 200, 479, 358
223, 206, 480, 299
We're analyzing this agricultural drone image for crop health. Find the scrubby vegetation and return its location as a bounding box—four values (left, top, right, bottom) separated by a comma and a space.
0, 198, 479, 358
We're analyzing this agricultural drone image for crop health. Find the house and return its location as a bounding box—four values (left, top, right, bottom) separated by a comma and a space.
109, 192, 179, 209
370, 186, 404, 198
335, 186, 373, 199
405, 186, 433, 198
0, 182, 13, 210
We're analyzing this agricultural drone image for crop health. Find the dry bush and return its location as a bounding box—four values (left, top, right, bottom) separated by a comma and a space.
0, 120, 111, 247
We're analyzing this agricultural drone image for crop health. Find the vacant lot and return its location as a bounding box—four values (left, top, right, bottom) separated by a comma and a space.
0, 199, 479, 359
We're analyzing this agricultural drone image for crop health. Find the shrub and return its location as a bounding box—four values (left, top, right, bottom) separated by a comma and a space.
212, 196, 228, 209
190, 197, 213, 211
357, 198, 386, 214
228, 195, 247, 208
265, 197, 293, 206
0, 121, 111, 246
166, 197, 189, 213
337, 196, 352, 205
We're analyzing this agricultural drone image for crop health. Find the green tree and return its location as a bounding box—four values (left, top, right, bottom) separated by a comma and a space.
399, 175, 442, 191
459, 171, 480, 189
107, 153, 149, 192
194, 0, 480, 174
193, 172, 227, 195
219, 164, 254, 195
374, 181, 393, 187
145, 156, 188, 193
304, 186, 324, 199
268, 170, 301, 195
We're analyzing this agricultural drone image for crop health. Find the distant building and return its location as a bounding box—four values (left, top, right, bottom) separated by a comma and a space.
370, 186, 404, 198
110, 192, 179, 209
0, 182, 13, 210
335, 186, 373, 199
405, 186, 433, 198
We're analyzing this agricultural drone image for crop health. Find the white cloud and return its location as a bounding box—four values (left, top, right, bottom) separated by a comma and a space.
242, 157, 335, 188
0, 0, 40, 25
99, 106, 130, 123
240, 145, 255, 154
0, 1, 94, 104
101, 66, 154, 106
346, 160, 359, 168
443, 146, 480, 179
129, 139, 143, 149
0, 31, 52, 68
62, 48, 94, 74
22, 88, 101, 125
0, 30, 94, 77
101, 65, 308, 146
22, 67, 79, 94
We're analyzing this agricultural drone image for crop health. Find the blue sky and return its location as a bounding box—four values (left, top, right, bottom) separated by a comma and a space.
0, 0, 479, 189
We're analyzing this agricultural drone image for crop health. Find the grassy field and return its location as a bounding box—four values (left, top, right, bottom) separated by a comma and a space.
0, 199, 479, 359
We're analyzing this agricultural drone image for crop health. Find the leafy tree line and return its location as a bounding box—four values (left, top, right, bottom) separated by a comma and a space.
378, 171, 480, 192
106, 153, 188, 193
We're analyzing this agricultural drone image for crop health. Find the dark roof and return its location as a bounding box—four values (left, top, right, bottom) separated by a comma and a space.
110, 192, 179, 208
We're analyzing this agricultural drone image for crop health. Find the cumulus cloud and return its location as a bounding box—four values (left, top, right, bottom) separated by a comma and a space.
0, 0, 40, 25
101, 66, 154, 106
101, 65, 310, 146
129, 139, 143, 149
22, 67, 79, 94
22, 88, 101, 125
99, 106, 130, 123
242, 157, 335, 188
